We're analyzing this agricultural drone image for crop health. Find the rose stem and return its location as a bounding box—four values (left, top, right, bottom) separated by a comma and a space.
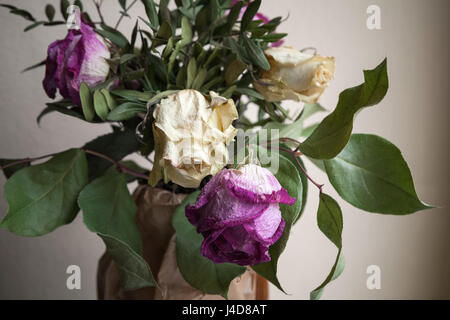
0, 149, 149, 180
115, 0, 138, 29
92, 0, 106, 25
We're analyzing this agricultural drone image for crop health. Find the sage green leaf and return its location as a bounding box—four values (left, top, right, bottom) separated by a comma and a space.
1, 149, 88, 236
101, 89, 118, 111
111, 89, 153, 102
310, 193, 345, 300
192, 68, 207, 90
252, 148, 302, 292
180, 16, 192, 45
83, 128, 142, 181
106, 102, 147, 121
60, 0, 70, 20
119, 53, 137, 64
186, 57, 197, 89
0, 159, 30, 179
146, 90, 179, 106
93, 90, 109, 121
173, 192, 246, 298
261, 33, 288, 42
45, 4, 55, 22
78, 168, 156, 290
221, 85, 236, 99
300, 58, 388, 159
141, 0, 159, 30
242, 35, 270, 70
79, 82, 95, 122
324, 134, 432, 214
241, 0, 261, 31
96, 24, 129, 48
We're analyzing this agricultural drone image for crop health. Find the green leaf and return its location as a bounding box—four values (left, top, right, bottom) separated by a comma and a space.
186, 57, 197, 89
300, 58, 389, 159
252, 148, 303, 292
141, 0, 159, 30
24, 21, 45, 32
225, 0, 243, 29
324, 134, 432, 214
242, 35, 270, 70
106, 102, 146, 121
310, 193, 345, 300
235, 87, 263, 100
1, 149, 88, 236
180, 16, 193, 45
192, 68, 207, 90
100, 89, 118, 110
111, 90, 153, 101
260, 33, 287, 42
173, 192, 246, 298
241, 0, 261, 31
93, 90, 109, 121
119, 0, 127, 10
21, 59, 46, 73
45, 4, 55, 22
60, 0, 70, 20
37, 100, 85, 124
146, 90, 178, 106
78, 168, 156, 290
6, 8, 36, 21
80, 82, 95, 122
79, 167, 141, 254
83, 128, 142, 181
0, 159, 30, 179
96, 24, 129, 48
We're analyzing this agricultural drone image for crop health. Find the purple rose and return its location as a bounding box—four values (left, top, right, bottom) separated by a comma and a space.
186, 164, 295, 266
43, 11, 110, 105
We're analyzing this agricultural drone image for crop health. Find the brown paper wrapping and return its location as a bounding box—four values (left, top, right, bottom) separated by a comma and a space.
97, 185, 268, 300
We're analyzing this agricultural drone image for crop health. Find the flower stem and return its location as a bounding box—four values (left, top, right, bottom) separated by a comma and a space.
115, 0, 138, 29
0, 149, 149, 181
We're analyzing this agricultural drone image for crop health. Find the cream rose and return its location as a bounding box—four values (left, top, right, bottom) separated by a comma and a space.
149, 90, 238, 188
254, 47, 335, 103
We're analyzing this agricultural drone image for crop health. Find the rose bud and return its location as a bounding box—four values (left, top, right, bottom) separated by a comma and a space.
149, 90, 238, 189
43, 11, 110, 106
254, 46, 335, 103
185, 163, 296, 266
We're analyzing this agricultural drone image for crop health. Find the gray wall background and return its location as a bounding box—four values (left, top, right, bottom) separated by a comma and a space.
0, 0, 449, 299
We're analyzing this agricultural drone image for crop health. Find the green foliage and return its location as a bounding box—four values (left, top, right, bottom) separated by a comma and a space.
300, 59, 389, 159
173, 192, 246, 298
310, 193, 345, 299
324, 134, 432, 214
78, 167, 155, 290
0, 149, 88, 236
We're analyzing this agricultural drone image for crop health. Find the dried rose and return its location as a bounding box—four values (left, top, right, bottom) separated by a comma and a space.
186, 163, 295, 266
149, 90, 238, 189
254, 46, 335, 103
43, 11, 110, 105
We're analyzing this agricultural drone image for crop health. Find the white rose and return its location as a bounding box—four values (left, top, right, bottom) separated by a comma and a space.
254, 46, 335, 103
149, 90, 238, 188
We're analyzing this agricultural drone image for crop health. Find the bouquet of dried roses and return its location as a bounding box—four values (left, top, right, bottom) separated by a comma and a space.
0, 0, 431, 299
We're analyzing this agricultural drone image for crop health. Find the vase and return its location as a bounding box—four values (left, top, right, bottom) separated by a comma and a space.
97, 184, 268, 300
